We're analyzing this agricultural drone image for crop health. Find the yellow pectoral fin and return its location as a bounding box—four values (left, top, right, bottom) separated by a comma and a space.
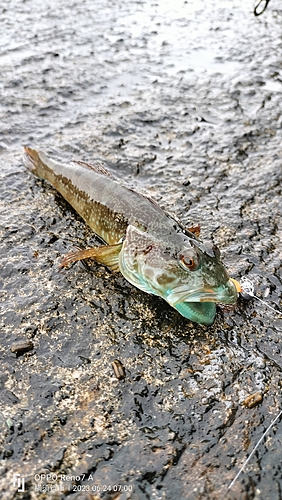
60, 243, 123, 271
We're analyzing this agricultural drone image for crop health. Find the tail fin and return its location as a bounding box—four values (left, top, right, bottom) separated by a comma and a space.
22, 146, 46, 179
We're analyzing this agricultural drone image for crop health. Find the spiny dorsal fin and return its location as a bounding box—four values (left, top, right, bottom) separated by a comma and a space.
73, 160, 117, 180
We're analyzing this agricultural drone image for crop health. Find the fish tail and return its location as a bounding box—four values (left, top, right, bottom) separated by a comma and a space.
22, 146, 49, 179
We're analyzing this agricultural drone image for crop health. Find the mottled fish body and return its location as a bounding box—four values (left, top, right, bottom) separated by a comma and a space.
23, 147, 238, 325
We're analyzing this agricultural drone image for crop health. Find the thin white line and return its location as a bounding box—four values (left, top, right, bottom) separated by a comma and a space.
254, 295, 281, 314
240, 277, 281, 315
227, 409, 282, 491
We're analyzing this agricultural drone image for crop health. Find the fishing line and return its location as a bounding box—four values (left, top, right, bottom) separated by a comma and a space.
240, 276, 281, 315
226, 408, 282, 492
223, 276, 282, 496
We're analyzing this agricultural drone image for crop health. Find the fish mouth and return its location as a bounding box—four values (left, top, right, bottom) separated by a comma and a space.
166, 279, 238, 326
174, 301, 217, 326
166, 279, 238, 306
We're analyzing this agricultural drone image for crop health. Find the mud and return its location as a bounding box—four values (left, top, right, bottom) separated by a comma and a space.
0, 1, 282, 499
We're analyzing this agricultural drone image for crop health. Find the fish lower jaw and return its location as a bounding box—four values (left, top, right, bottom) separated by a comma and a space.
173, 301, 216, 326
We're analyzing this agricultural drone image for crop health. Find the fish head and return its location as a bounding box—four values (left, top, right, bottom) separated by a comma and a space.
119, 225, 238, 326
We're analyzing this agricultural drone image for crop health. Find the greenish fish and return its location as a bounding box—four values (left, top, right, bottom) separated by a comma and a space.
22, 147, 238, 326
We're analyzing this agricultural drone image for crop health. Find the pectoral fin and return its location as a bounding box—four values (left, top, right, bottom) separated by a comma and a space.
60, 243, 123, 271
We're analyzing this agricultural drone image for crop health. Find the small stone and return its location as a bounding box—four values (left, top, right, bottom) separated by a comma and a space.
10, 340, 34, 355
243, 392, 263, 408
111, 359, 125, 379
5, 418, 14, 431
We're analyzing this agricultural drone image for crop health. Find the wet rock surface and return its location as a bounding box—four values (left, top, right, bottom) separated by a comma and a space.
0, 0, 282, 499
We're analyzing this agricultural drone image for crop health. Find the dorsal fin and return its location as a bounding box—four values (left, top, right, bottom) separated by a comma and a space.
126, 187, 165, 215
73, 160, 117, 180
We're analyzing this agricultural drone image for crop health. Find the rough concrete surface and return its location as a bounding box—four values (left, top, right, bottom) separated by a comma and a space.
0, 1, 282, 499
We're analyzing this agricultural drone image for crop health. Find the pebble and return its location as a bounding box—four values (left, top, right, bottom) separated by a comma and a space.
10, 340, 34, 355
243, 392, 263, 408
111, 359, 126, 379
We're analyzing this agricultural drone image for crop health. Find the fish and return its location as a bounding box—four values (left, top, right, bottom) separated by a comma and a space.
22, 146, 238, 326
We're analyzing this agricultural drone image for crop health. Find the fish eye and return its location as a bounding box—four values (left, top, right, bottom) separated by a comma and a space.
178, 250, 199, 271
